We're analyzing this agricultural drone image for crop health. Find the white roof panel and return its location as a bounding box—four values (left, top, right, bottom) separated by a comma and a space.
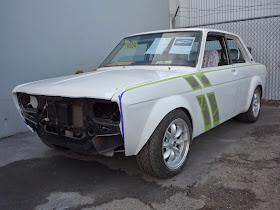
126, 28, 239, 38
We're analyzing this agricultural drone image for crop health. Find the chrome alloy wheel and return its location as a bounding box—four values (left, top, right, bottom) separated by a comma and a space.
162, 118, 190, 170
252, 89, 261, 117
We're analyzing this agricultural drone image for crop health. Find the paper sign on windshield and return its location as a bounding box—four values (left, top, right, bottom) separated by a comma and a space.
125, 42, 138, 49
145, 38, 172, 55
169, 37, 195, 54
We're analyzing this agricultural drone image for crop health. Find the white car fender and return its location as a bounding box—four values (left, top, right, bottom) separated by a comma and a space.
133, 95, 195, 155
122, 94, 196, 156
116, 75, 202, 156
244, 75, 264, 112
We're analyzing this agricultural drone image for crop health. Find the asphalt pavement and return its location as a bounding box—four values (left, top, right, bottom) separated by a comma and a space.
0, 105, 279, 210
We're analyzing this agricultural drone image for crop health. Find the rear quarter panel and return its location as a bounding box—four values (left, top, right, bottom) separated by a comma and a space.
236, 64, 266, 113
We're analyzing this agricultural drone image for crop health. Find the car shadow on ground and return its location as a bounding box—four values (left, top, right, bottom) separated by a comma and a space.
0, 111, 271, 209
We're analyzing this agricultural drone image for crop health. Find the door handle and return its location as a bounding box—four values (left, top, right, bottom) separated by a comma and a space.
231, 69, 236, 73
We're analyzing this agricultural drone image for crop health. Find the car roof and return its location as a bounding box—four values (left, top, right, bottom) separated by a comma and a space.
126, 28, 239, 38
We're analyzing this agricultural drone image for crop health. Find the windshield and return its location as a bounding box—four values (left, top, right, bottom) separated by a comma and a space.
100, 32, 202, 68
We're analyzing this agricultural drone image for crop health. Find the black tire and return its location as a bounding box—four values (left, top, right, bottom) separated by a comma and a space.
136, 109, 192, 178
236, 86, 261, 123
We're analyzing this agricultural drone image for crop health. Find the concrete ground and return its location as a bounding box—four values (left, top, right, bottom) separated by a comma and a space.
0, 105, 279, 210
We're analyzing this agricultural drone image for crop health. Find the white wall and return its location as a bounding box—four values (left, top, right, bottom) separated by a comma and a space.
0, 0, 169, 138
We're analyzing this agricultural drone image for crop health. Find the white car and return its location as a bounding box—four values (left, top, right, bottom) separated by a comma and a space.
13, 28, 266, 178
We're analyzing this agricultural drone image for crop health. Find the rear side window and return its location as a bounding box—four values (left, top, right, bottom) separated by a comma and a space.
227, 38, 245, 64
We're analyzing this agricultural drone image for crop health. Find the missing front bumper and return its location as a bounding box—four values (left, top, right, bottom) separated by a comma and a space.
18, 94, 124, 155
38, 127, 124, 155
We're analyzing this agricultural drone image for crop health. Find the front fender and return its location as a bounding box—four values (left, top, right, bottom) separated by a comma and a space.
120, 80, 202, 156
134, 95, 196, 155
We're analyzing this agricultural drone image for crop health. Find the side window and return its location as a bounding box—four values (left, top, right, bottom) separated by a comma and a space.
227, 38, 245, 64
203, 36, 229, 68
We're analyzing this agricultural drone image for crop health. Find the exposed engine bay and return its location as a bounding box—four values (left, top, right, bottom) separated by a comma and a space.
17, 93, 124, 156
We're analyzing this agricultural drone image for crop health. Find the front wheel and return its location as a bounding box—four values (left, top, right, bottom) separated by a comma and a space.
136, 109, 192, 178
236, 86, 261, 123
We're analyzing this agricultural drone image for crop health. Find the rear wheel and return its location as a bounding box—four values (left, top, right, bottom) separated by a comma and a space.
236, 86, 261, 123
136, 109, 192, 178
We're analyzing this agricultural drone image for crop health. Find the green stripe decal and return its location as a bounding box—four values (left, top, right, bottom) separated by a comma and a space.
184, 75, 202, 90
126, 75, 183, 91
207, 92, 220, 127
126, 64, 262, 91
196, 95, 212, 131
196, 73, 211, 87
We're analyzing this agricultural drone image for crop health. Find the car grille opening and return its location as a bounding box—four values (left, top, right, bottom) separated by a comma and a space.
72, 105, 83, 127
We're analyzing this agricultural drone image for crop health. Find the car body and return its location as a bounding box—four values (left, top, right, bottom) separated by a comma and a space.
13, 28, 266, 177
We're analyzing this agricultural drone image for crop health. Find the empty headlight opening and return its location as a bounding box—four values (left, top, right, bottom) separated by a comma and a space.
93, 102, 120, 123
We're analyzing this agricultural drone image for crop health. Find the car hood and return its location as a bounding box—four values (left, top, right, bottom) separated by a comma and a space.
13, 68, 181, 100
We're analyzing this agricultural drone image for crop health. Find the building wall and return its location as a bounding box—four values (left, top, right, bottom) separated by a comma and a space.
175, 0, 280, 27
0, 0, 169, 138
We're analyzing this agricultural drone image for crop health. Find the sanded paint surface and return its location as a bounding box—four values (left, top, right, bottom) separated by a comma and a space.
184, 75, 202, 90
196, 73, 212, 88
196, 95, 212, 131
207, 92, 220, 127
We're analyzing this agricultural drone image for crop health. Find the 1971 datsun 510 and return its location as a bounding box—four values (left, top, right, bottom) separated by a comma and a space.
13, 28, 266, 178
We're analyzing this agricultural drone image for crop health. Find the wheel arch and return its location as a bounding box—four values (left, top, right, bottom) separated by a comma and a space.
258, 84, 263, 97
178, 107, 193, 131
125, 94, 197, 156
244, 76, 263, 112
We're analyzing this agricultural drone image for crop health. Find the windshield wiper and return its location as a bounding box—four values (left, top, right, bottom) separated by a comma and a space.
105, 62, 134, 67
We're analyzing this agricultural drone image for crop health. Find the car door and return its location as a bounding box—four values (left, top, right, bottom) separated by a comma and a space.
196, 33, 239, 131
